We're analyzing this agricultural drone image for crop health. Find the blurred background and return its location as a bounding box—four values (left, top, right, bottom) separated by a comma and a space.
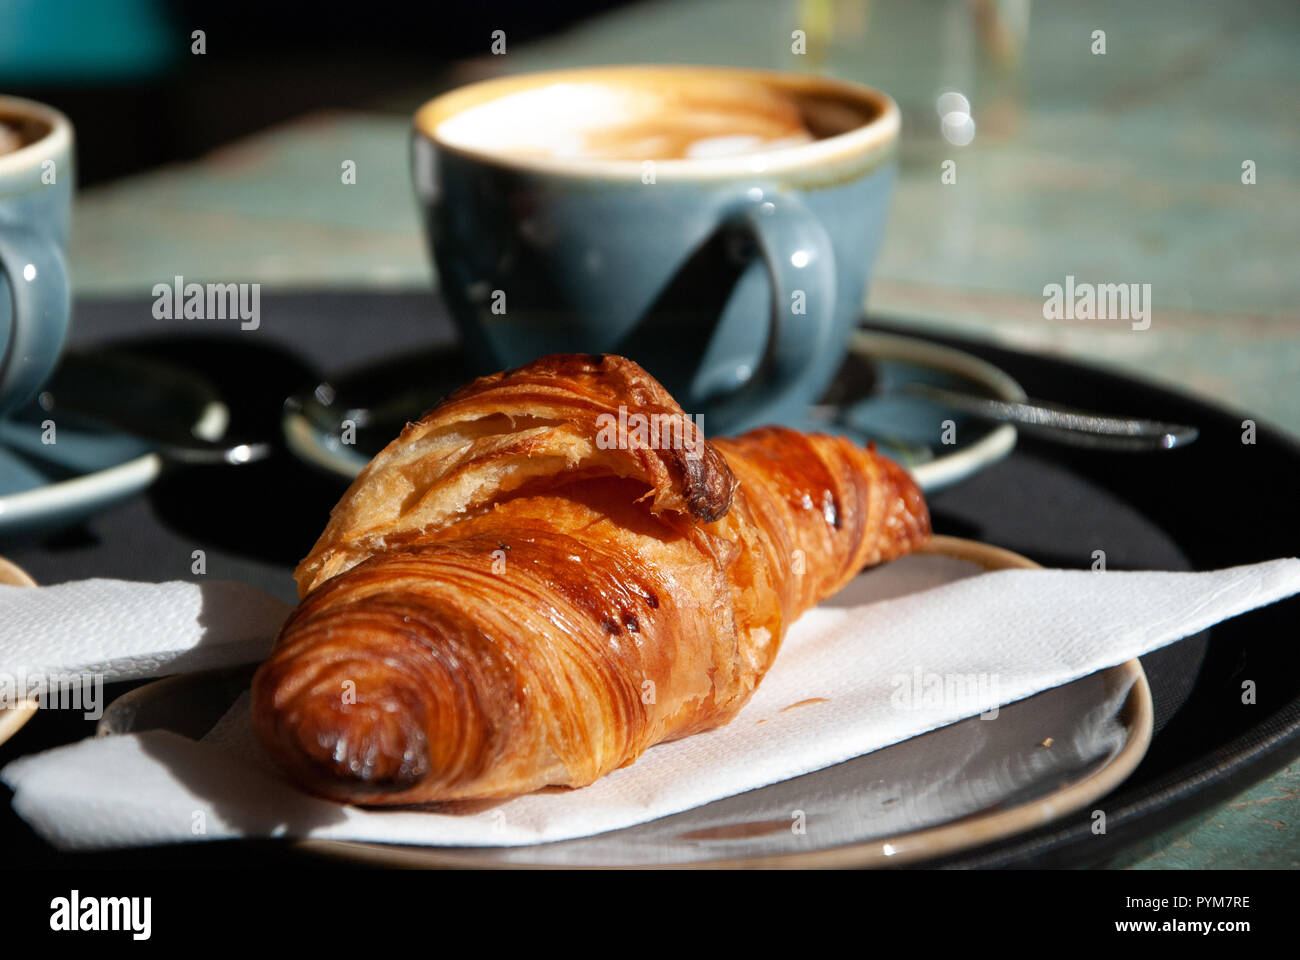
2, 0, 638, 186
2, 0, 1297, 421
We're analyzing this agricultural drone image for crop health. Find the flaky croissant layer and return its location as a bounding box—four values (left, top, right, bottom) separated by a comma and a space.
252, 354, 929, 804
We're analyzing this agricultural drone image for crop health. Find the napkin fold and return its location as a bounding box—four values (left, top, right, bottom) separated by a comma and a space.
3, 555, 1299, 850
0, 579, 291, 687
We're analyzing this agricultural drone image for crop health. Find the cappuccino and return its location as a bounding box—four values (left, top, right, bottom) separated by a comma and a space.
432, 75, 863, 162
412, 66, 899, 432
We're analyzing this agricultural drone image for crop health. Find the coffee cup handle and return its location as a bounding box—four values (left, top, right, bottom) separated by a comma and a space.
0, 225, 70, 414
706, 193, 836, 432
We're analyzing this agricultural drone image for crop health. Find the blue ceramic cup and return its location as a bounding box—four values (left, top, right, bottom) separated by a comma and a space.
0, 96, 73, 415
413, 66, 898, 433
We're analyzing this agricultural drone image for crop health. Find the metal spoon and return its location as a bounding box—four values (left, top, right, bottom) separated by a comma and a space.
897, 382, 1199, 451
23, 351, 272, 466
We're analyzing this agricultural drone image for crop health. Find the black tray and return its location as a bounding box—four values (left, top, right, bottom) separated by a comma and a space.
2, 292, 1296, 869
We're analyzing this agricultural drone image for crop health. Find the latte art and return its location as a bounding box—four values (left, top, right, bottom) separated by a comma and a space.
434, 79, 821, 162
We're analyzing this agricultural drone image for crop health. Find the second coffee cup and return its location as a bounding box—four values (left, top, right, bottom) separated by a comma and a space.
413, 65, 898, 433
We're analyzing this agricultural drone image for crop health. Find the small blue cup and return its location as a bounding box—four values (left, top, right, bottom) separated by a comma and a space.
0, 96, 73, 415
413, 66, 898, 433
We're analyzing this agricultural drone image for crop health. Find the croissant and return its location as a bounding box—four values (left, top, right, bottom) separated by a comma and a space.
252, 354, 929, 805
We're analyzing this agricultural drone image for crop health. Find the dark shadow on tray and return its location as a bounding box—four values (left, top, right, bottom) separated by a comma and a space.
89, 333, 344, 565
0, 520, 103, 553
297, 341, 475, 460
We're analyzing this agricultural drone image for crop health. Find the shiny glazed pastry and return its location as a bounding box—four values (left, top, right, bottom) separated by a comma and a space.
252, 354, 930, 804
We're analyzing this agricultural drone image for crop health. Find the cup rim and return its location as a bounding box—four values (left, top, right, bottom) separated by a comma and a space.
413, 64, 899, 180
0, 95, 74, 179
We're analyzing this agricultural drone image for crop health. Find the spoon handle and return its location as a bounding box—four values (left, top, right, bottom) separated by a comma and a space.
38, 351, 273, 466
899, 383, 1199, 451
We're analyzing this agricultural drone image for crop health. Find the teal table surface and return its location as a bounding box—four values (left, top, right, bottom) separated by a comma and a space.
60, 0, 1298, 868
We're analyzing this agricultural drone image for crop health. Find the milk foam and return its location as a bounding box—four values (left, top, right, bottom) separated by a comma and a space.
435, 81, 815, 161
436, 83, 658, 158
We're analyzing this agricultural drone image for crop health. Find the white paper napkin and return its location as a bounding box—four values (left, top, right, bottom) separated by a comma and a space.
0, 579, 291, 690
3, 555, 1299, 851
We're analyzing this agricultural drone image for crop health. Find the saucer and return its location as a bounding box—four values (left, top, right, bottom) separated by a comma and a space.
0, 418, 162, 540
282, 330, 1023, 493
829, 330, 1023, 491
0, 352, 229, 539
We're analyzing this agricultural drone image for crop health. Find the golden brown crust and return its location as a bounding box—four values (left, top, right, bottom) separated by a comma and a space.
294, 353, 736, 596
253, 354, 930, 804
